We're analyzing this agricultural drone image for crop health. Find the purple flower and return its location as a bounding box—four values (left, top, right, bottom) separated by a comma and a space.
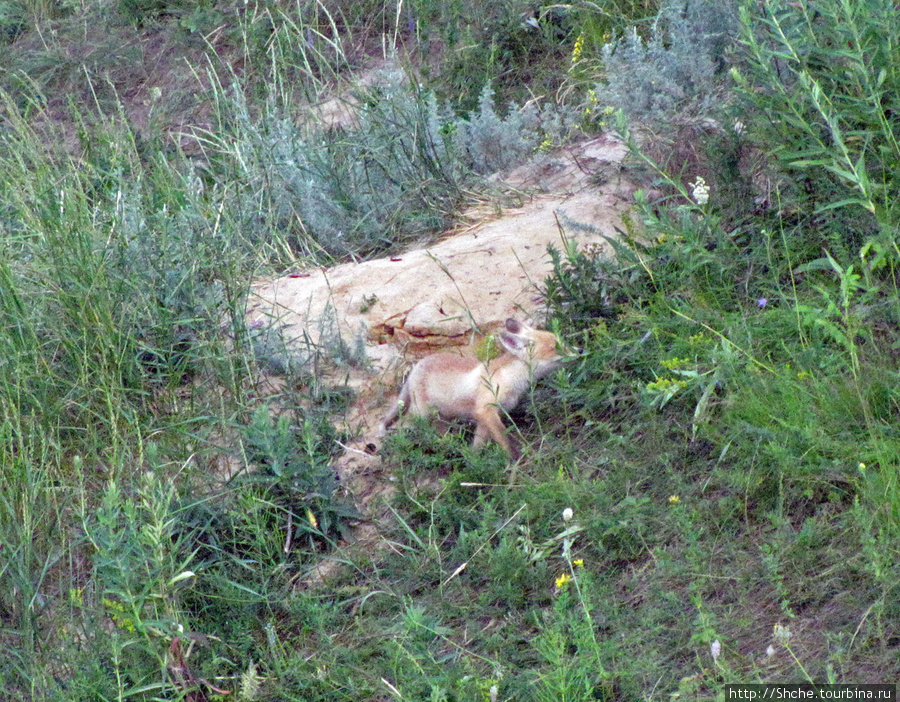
757, 298, 768, 307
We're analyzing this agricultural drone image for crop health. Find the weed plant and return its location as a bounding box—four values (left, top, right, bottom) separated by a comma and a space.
735, 0, 900, 269
237, 405, 353, 544
596, 0, 740, 124
199, 71, 581, 262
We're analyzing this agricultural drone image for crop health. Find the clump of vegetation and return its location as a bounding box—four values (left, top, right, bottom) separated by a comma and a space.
237, 405, 354, 545
597, 0, 740, 124
201, 74, 582, 262
735, 0, 900, 259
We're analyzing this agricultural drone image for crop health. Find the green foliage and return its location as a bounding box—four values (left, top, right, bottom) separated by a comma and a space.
0, 420, 62, 681
382, 417, 511, 535
82, 468, 198, 696
0, 94, 254, 450
597, 0, 740, 123
411, 0, 576, 111
540, 59, 900, 677
735, 0, 900, 250
0, 51, 359, 699
238, 405, 354, 545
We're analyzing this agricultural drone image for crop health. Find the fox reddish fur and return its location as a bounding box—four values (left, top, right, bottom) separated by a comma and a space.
378, 318, 565, 458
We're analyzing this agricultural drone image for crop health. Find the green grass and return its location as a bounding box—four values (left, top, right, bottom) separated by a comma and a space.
0, 0, 899, 699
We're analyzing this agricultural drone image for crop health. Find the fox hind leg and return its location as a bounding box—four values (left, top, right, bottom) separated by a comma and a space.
378, 382, 411, 438
473, 406, 518, 458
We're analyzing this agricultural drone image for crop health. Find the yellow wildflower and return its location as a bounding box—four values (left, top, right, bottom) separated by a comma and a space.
572, 35, 584, 63
646, 377, 688, 393
661, 357, 690, 370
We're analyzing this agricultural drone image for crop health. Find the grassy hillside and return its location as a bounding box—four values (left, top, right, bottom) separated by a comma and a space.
1, 0, 898, 699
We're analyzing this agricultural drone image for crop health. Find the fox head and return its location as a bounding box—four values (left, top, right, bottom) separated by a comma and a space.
496, 317, 566, 379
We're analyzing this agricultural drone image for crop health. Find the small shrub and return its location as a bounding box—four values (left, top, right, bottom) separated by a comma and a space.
82, 467, 205, 698
543, 236, 651, 332
205, 73, 580, 263
201, 73, 458, 262
238, 405, 353, 547
452, 83, 578, 174
597, 0, 740, 124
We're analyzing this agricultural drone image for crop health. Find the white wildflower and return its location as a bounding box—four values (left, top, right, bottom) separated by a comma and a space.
562, 508, 574, 522
773, 623, 792, 644
711, 639, 721, 662
690, 177, 710, 206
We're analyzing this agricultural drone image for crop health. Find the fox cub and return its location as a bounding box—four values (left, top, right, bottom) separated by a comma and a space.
378, 318, 565, 458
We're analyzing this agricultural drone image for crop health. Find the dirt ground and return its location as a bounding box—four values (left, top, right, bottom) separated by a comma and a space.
247, 135, 634, 543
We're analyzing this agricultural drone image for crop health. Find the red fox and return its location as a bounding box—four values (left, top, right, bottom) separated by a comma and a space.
378, 318, 566, 458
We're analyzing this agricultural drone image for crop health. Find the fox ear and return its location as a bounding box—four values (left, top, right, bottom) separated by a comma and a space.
505, 318, 522, 334
498, 331, 527, 353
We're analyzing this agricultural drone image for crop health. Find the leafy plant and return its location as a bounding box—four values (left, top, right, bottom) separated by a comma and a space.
82, 464, 204, 699
735, 0, 900, 264
411, 0, 577, 111
239, 405, 354, 546
597, 0, 740, 124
